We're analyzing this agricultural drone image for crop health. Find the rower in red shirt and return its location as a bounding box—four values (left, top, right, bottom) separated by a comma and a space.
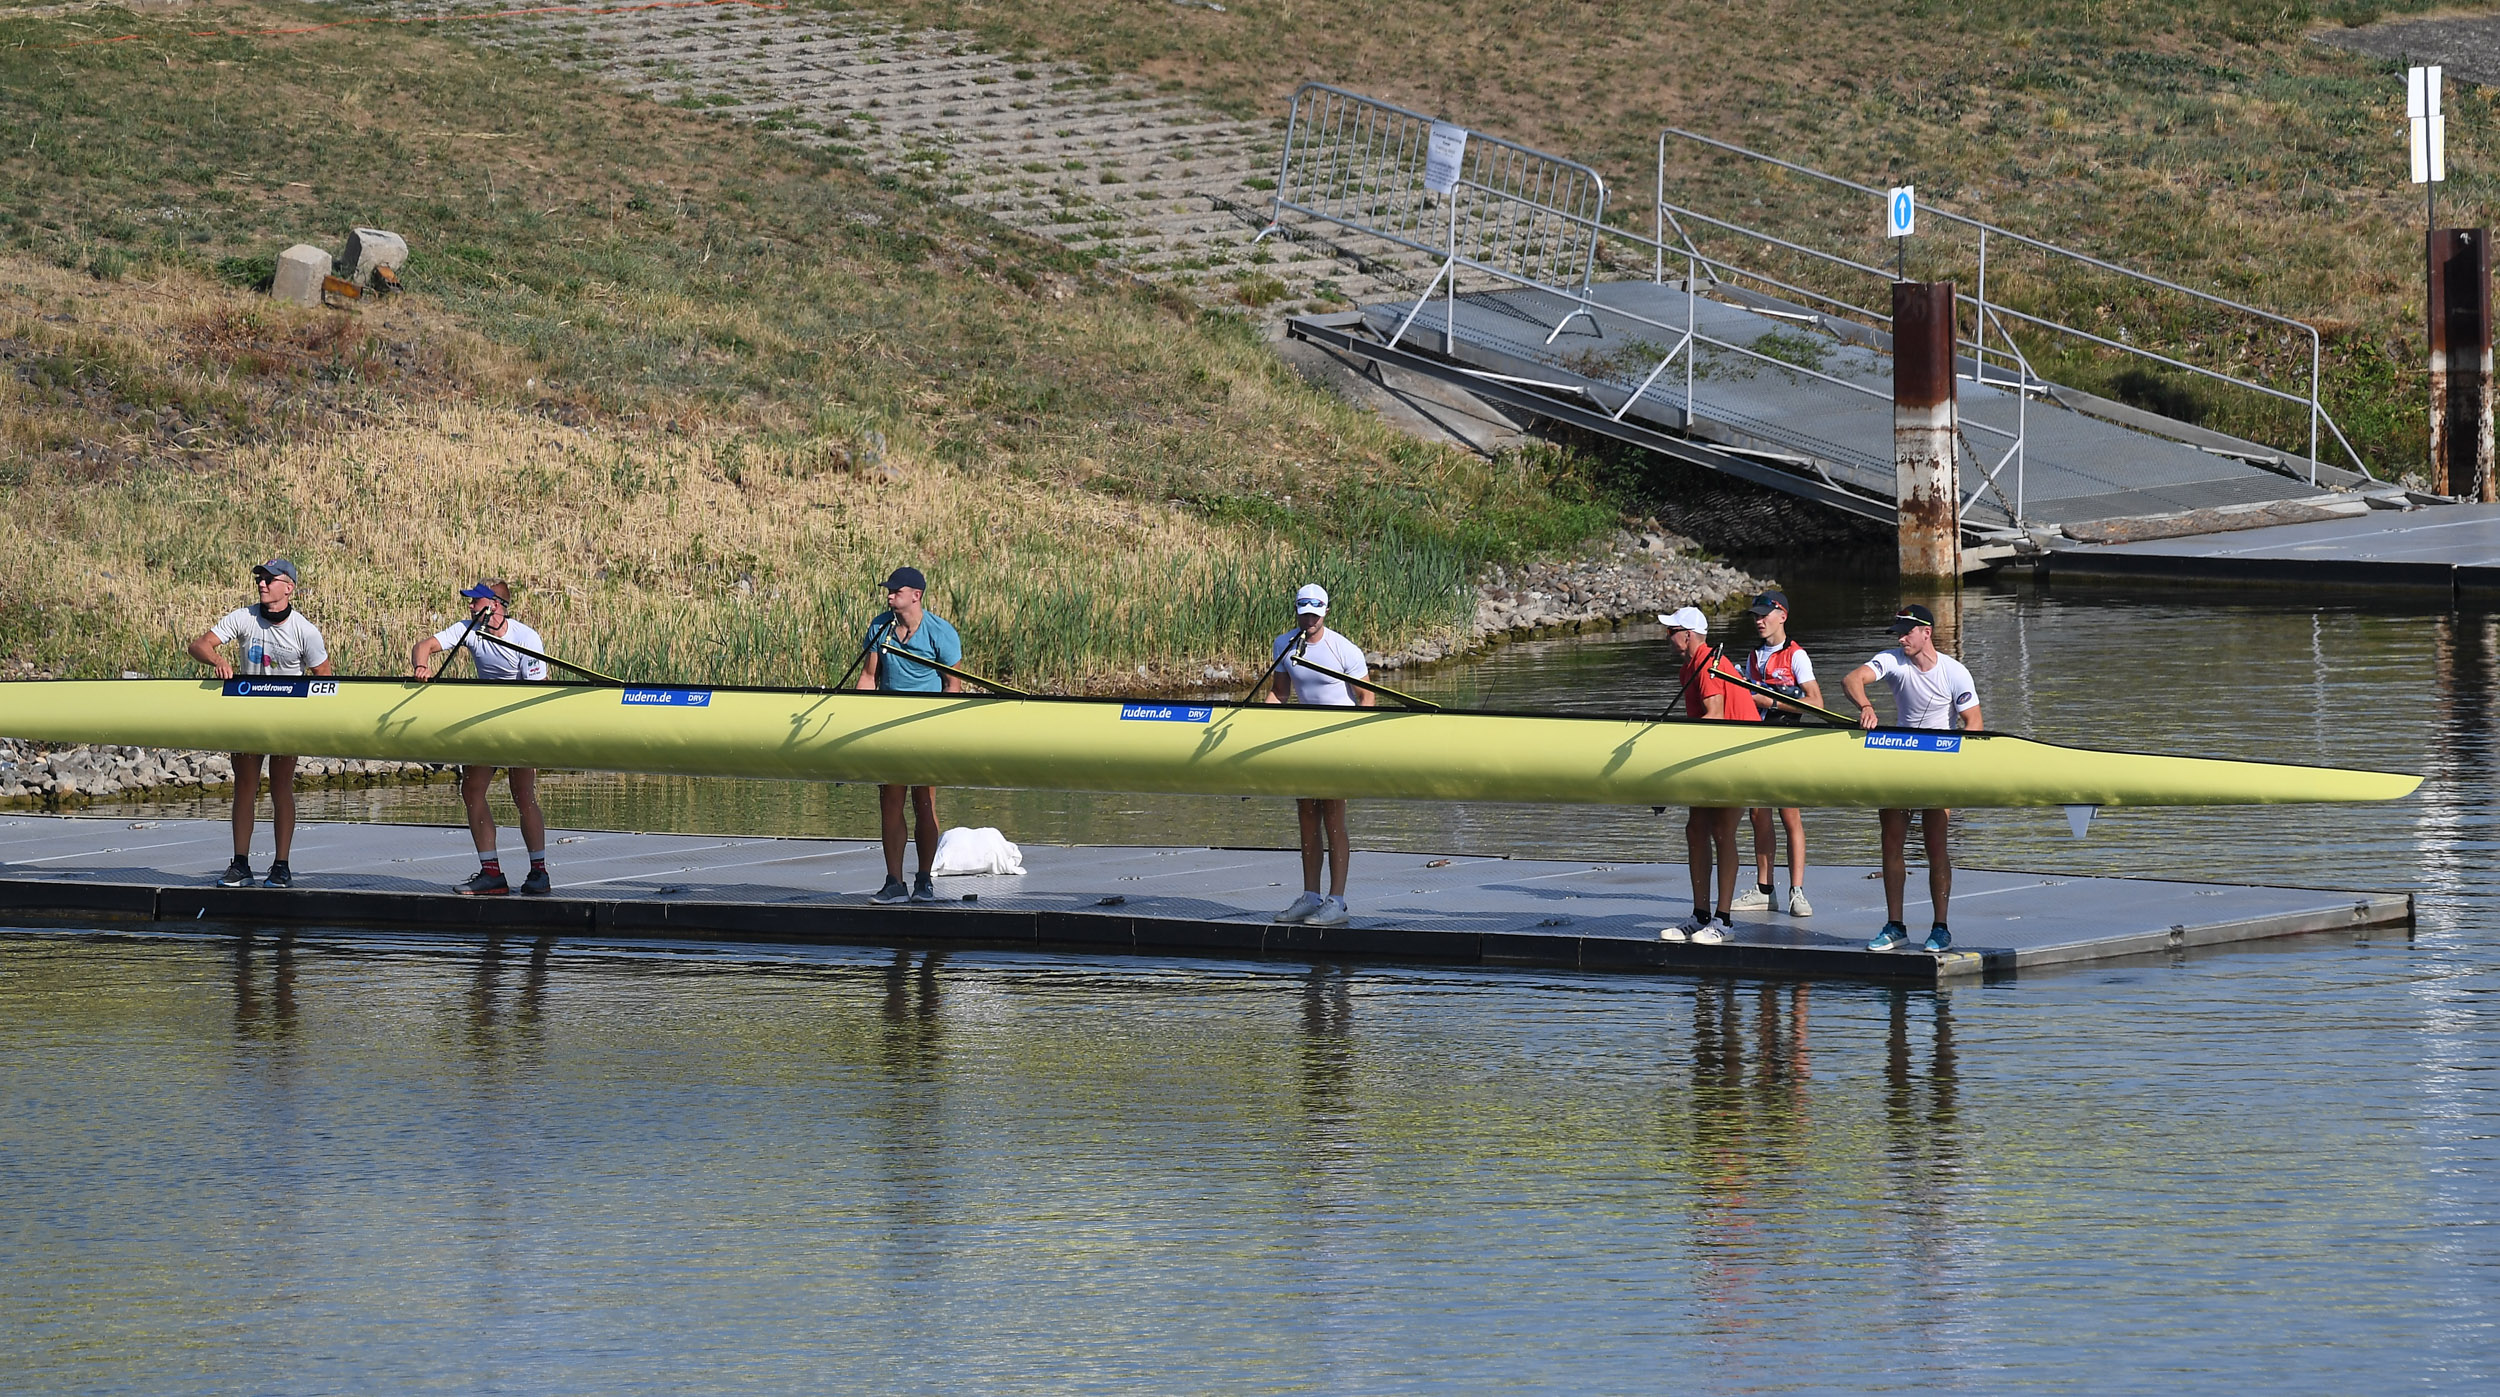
1658, 606, 1759, 945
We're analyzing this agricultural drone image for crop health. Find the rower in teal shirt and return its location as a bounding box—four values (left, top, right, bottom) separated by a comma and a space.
858, 567, 964, 904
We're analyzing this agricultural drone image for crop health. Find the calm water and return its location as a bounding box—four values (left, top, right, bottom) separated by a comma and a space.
5, 563, 2497, 1392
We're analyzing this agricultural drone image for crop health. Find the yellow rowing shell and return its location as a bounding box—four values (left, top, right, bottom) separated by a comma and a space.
0, 678, 2420, 809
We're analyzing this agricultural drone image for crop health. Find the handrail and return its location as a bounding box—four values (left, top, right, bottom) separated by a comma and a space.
1655, 128, 2373, 483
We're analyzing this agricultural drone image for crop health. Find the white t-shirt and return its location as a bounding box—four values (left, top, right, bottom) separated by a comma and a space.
1272, 626, 1368, 706
1865, 649, 1978, 730
432, 619, 549, 682
212, 605, 328, 676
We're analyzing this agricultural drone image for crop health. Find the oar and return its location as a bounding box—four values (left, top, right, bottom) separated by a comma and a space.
1671, 647, 1858, 727
420, 609, 486, 686
876, 643, 1029, 698
1276, 653, 1441, 712
462, 626, 626, 687
832, 612, 898, 692
1235, 633, 1305, 706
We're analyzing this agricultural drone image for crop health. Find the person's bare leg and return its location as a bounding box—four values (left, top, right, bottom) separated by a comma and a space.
1781, 807, 1807, 891
462, 765, 500, 857
911, 785, 940, 875
879, 784, 908, 880
508, 768, 546, 855
1878, 808, 1911, 924
1685, 810, 1711, 913
1297, 799, 1324, 892
267, 755, 298, 861
1712, 808, 1742, 911
1923, 808, 1953, 925
1320, 799, 1350, 897
1749, 806, 1777, 886
229, 753, 262, 857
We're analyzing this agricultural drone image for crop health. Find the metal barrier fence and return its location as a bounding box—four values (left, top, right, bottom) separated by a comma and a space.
1258, 84, 1608, 347
1653, 128, 2373, 491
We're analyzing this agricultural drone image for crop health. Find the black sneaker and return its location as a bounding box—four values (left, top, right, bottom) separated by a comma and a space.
262, 861, 293, 889
457, 868, 510, 896
910, 872, 939, 903
216, 856, 254, 888
520, 866, 551, 896
870, 875, 910, 904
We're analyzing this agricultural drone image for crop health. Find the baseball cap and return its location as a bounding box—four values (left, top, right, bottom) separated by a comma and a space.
1887, 603, 1937, 634
252, 559, 298, 584
883, 566, 927, 593
1657, 606, 1709, 635
1748, 590, 1789, 616
459, 579, 511, 604
1294, 584, 1330, 616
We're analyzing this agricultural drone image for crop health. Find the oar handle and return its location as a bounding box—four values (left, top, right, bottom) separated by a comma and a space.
421, 611, 485, 686
1278, 654, 1440, 712
877, 643, 1028, 698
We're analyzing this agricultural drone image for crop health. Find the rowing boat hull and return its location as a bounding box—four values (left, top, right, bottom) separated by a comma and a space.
0, 679, 2419, 809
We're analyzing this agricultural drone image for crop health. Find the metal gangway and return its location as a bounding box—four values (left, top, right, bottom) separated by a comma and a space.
1262, 84, 2395, 537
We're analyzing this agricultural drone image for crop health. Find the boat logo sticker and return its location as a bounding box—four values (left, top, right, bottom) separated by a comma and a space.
223, 678, 337, 698
622, 687, 713, 707
1864, 731, 1959, 753
1120, 703, 1213, 723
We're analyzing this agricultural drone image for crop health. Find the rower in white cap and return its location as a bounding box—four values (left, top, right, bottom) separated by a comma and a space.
1264, 583, 1373, 927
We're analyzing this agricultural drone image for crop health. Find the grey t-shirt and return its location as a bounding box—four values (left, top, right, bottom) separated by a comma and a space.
212, 605, 328, 675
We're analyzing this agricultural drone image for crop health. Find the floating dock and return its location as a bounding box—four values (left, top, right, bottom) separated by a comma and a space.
0, 815, 2409, 983
2044, 501, 2500, 596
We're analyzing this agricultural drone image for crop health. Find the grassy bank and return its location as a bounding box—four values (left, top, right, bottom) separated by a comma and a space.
846, 0, 2478, 478
0, 3, 1627, 687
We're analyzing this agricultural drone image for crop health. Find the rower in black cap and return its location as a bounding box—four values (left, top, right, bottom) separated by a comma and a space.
1842, 603, 1982, 953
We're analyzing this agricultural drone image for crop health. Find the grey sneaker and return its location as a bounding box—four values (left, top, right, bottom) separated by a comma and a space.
870, 876, 910, 905
1728, 887, 1772, 911
1306, 895, 1349, 927
1275, 890, 1326, 924
910, 872, 939, 903
217, 856, 254, 888
1786, 888, 1814, 917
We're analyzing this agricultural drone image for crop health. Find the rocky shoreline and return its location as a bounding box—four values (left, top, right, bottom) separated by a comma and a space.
2, 529, 1763, 809
1, 740, 450, 809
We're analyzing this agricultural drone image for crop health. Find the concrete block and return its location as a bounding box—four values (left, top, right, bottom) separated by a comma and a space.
341, 227, 408, 285
271, 244, 333, 307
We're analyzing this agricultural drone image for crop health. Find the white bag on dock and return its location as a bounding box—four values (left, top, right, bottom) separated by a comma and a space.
931, 826, 1024, 876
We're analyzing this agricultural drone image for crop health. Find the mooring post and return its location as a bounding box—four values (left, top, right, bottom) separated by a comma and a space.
1893, 280, 1959, 578
2427, 229, 2495, 501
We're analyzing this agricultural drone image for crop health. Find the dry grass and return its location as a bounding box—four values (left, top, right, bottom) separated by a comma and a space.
0, 258, 1527, 689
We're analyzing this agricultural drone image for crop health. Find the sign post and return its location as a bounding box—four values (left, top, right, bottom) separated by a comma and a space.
1426, 121, 1468, 352
1885, 184, 1916, 280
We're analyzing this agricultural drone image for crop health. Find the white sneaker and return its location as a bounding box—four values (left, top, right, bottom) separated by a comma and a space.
1275, 890, 1326, 924
1660, 912, 1706, 942
1786, 888, 1814, 918
1729, 887, 1773, 911
1307, 896, 1349, 927
1692, 913, 1732, 946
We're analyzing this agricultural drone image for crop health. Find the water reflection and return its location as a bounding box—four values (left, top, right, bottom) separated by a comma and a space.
1883, 988, 1961, 1331
229, 930, 297, 1046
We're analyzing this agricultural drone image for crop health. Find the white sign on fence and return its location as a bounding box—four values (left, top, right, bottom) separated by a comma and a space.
1425, 122, 1469, 196
2410, 64, 2447, 185
1886, 185, 1917, 239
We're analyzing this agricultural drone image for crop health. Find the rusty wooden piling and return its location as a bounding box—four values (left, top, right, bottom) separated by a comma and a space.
1893, 281, 1959, 577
